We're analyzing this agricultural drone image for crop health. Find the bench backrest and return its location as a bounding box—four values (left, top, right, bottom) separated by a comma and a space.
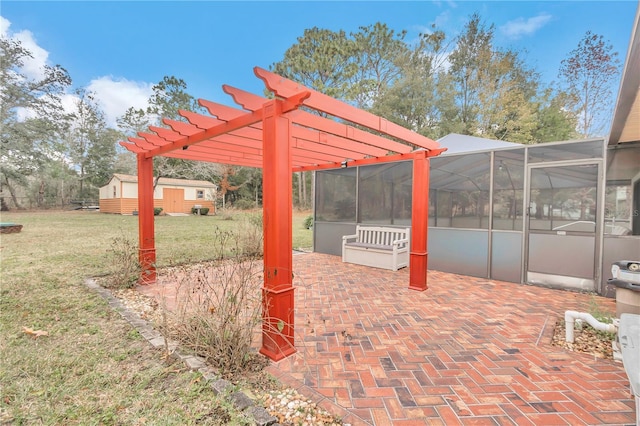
356, 226, 409, 245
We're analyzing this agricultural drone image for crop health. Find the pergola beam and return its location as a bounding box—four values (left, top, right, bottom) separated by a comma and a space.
254, 67, 441, 151
164, 151, 263, 168
223, 86, 413, 156
171, 100, 392, 167
293, 147, 446, 172
288, 110, 407, 155
200, 96, 392, 159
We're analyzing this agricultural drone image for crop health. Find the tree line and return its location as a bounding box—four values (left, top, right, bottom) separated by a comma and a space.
0, 14, 620, 211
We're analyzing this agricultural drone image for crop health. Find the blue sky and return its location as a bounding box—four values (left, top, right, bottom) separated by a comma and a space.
2, 1, 638, 127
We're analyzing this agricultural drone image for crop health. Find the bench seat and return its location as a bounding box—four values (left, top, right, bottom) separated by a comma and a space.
342, 225, 410, 271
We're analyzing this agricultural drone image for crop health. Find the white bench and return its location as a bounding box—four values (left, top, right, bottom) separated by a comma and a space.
342, 225, 410, 271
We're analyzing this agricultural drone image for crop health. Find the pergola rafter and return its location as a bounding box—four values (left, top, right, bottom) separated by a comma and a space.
120, 66, 445, 361
222, 86, 417, 161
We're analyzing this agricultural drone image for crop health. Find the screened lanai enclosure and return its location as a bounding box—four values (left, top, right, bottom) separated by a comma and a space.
313, 136, 640, 296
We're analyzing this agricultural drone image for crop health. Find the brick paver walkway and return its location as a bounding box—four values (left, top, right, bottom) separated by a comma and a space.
142, 253, 637, 425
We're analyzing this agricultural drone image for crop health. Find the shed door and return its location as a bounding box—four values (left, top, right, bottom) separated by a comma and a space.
163, 188, 184, 213
525, 162, 601, 291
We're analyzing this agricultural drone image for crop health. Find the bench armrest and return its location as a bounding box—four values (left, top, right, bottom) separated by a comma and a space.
342, 234, 358, 243
392, 238, 409, 248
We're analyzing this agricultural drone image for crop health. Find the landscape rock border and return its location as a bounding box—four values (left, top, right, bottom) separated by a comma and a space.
85, 278, 279, 426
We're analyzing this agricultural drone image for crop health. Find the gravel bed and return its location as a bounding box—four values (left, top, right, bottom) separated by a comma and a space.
260, 388, 342, 425
551, 319, 615, 360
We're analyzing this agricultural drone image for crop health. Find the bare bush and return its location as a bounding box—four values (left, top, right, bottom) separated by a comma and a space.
163, 227, 266, 376
105, 234, 140, 289
237, 212, 263, 257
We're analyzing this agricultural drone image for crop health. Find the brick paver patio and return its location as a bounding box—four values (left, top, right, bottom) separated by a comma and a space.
142, 252, 637, 425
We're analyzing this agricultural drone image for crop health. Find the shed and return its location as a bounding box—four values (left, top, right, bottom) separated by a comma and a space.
99, 174, 216, 215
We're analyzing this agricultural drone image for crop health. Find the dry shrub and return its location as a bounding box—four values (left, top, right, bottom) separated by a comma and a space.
237, 213, 263, 257
106, 234, 140, 289
164, 226, 265, 376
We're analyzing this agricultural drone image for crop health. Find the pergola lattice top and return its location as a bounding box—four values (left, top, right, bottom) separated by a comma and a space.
120, 67, 445, 168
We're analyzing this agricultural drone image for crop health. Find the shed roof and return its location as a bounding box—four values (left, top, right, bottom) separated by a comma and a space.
107, 174, 216, 188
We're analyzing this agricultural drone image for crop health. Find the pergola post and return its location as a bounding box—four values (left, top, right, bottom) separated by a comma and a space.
260, 99, 296, 361
409, 151, 430, 291
137, 154, 156, 284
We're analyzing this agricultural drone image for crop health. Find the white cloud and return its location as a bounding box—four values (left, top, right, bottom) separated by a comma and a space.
87, 76, 153, 128
1, 16, 50, 80
409, 10, 453, 50
432, 0, 457, 9
0, 16, 10, 36
15, 107, 36, 122
500, 13, 553, 40
434, 10, 453, 29
60, 92, 80, 116
3, 16, 153, 128
413, 11, 451, 36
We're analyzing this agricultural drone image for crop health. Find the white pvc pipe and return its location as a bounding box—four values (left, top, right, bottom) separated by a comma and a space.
565, 310, 617, 343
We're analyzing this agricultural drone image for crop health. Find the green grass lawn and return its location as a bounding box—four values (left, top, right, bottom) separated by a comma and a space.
0, 209, 313, 424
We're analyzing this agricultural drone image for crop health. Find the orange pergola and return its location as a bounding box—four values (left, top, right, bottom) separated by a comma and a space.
120, 67, 446, 361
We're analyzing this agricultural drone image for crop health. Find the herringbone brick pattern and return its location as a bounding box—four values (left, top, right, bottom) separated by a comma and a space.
267, 253, 636, 425
139, 252, 636, 425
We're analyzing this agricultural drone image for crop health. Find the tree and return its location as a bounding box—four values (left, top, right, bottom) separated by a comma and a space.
349, 23, 409, 109
271, 24, 410, 209
32, 157, 78, 208
217, 165, 241, 209
446, 14, 543, 143
117, 106, 152, 137
234, 167, 263, 209
0, 37, 71, 208
475, 50, 540, 143
270, 27, 357, 100
146, 76, 201, 186
532, 88, 578, 142
118, 76, 223, 188
85, 127, 119, 187
147, 76, 204, 120
558, 31, 621, 138
115, 106, 152, 175
271, 27, 357, 210
448, 13, 495, 135
371, 27, 450, 138
66, 89, 115, 197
